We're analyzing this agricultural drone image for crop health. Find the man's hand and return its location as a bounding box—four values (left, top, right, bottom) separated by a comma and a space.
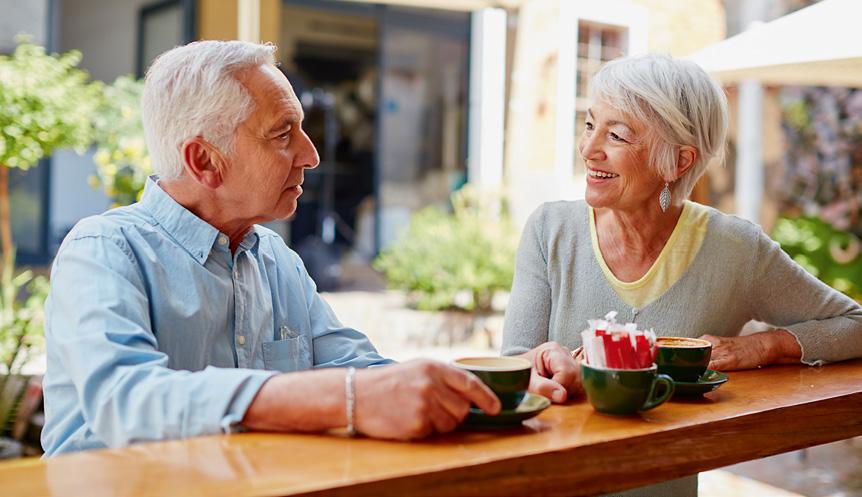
701, 330, 802, 371
353, 360, 500, 440
519, 342, 582, 403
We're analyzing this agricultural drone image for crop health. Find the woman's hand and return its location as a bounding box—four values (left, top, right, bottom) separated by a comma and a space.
700, 330, 802, 371
518, 342, 583, 403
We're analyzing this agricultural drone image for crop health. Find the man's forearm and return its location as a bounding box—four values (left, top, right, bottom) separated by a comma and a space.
242, 368, 347, 432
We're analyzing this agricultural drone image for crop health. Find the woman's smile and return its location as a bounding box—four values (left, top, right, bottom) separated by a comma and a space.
587, 167, 620, 180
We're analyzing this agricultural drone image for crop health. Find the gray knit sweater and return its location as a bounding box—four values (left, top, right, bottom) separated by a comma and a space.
502, 200, 862, 497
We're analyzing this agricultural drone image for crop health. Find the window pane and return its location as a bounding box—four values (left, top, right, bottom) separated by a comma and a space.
10, 162, 47, 259
139, 3, 183, 76
574, 21, 628, 173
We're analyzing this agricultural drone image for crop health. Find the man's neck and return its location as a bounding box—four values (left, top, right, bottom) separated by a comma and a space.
159, 178, 255, 252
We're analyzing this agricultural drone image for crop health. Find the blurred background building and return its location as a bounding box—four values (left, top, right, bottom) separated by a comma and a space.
0, 0, 727, 269
4, 0, 860, 301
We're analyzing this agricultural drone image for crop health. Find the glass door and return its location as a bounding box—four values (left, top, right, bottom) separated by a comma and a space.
377, 7, 470, 250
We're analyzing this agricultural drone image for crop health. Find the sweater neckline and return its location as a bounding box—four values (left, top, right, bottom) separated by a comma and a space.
588, 201, 693, 289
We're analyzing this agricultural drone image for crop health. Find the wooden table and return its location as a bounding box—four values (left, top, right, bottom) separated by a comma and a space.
4, 360, 862, 497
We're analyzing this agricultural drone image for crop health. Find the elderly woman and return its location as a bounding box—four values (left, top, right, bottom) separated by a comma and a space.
502, 54, 862, 497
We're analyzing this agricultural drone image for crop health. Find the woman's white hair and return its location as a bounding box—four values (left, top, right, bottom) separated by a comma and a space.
588, 53, 729, 199
141, 40, 277, 180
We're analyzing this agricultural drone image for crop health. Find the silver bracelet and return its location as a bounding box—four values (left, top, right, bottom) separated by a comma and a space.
345, 366, 356, 436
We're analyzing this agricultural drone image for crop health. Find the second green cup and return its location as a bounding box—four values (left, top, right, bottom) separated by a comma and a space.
581, 362, 674, 415
453, 356, 532, 410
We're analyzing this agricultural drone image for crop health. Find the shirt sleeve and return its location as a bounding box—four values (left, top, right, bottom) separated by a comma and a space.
502, 204, 552, 355
289, 252, 394, 368
46, 234, 276, 448
747, 228, 862, 366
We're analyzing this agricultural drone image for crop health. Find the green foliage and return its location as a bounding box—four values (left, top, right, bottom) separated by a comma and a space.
0, 257, 48, 377
91, 76, 151, 206
0, 256, 47, 436
772, 215, 862, 301
0, 40, 102, 170
374, 187, 517, 312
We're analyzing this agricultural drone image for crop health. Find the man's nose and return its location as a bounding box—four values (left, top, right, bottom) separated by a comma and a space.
297, 130, 320, 169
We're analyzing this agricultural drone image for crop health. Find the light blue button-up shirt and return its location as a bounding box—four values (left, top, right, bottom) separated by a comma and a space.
42, 177, 391, 456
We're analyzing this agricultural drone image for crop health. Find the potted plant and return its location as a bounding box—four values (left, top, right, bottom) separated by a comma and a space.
0, 257, 48, 456
0, 39, 101, 456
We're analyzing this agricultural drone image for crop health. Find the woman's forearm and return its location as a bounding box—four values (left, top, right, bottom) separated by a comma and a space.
765, 329, 803, 364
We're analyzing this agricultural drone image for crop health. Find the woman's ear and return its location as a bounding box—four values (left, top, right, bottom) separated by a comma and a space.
676, 146, 698, 179
180, 137, 225, 189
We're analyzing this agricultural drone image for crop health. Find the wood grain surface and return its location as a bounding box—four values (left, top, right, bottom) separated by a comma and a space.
4, 360, 862, 497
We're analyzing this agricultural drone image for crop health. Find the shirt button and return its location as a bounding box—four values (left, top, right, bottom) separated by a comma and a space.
234, 271, 240, 278
218, 235, 228, 246
237, 335, 246, 346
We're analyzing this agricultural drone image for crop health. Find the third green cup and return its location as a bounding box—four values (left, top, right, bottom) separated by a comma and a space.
581, 362, 674, 415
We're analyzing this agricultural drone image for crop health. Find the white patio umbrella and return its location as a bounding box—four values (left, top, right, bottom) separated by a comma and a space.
689, 0, 862, 88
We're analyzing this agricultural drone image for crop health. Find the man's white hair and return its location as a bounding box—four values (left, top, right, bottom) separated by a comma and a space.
141, 40, 277, 180
588, 53, 729, 199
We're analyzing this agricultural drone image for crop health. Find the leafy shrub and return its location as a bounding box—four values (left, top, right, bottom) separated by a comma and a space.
374, 187, 517, 312
0, 41, 101, 171
90, 76, 151, 206
772, 215, 862, 300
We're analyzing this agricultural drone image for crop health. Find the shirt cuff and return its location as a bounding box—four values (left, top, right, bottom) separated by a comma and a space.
219, 370, 278, 434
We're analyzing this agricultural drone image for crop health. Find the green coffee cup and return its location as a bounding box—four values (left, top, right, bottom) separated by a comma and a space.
655, 337, 713, 382
581, 362, 674, 415
453, 356, 532, 410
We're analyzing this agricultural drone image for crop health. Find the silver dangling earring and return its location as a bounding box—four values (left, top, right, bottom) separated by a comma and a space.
659, 182, 671, 212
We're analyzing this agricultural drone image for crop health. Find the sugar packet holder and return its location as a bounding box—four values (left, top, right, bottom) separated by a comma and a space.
580, 311, 656, 369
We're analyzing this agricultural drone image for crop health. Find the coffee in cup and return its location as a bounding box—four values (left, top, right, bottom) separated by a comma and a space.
581, 362, 674, 415
453, 356, 532, 410
655, 336, 712, 382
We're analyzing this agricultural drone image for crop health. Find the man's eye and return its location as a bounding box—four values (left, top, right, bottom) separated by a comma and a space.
584, 121, 594, 131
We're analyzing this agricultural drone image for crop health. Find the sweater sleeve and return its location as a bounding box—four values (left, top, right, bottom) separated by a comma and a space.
502, 204, 551, 355
747, 228, 862, 366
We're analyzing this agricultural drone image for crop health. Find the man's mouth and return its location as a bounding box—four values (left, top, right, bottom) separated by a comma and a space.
588, 168, 619, 179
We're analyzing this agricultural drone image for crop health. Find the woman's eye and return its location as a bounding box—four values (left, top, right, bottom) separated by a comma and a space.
584, 121, 594, 131
610, 132, 626, 142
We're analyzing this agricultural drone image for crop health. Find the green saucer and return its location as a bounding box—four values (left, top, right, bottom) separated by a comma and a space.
672, 369, 728, 397
464, 393, 551, 429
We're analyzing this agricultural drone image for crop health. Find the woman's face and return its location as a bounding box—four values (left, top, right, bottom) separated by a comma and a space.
579, 100, 664, 213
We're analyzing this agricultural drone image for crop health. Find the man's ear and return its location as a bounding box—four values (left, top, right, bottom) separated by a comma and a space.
676, 145, 698, 179
181, 137, 225, 189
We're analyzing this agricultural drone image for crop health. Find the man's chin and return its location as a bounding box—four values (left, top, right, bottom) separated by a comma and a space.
276, 201, 299, 221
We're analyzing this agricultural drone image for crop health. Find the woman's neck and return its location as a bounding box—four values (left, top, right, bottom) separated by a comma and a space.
594, 202, 686, 281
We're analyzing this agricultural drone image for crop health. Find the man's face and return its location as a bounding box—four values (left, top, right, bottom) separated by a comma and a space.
221, 64, 319, 223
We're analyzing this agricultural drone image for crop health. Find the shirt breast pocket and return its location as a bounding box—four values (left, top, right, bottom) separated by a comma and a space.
262, 334, 313, 372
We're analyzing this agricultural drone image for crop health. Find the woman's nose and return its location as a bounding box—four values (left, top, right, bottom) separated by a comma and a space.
578, 134, 604, 161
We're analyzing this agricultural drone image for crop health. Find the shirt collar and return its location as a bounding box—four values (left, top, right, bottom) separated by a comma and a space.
139, 176, 221, 265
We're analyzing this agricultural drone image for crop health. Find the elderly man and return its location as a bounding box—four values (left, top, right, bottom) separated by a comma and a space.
41, 41, 579, 456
